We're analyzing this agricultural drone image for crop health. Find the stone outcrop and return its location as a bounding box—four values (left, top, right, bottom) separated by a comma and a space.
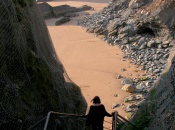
37, 3, 93, 19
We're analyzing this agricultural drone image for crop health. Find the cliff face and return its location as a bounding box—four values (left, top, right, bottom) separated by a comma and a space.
0, 0, 86, 129
128, 1, 175, 129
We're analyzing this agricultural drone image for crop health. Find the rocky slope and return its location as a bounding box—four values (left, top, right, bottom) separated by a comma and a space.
78, 0, 175, 129
0, 0, 86, 129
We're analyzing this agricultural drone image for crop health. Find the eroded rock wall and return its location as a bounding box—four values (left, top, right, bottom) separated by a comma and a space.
0, 0, 87, 129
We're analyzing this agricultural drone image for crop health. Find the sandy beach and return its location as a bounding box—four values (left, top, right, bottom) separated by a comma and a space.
44, 0, 144, 128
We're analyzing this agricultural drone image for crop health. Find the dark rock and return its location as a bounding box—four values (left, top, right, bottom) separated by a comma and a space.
78, 5, 93, 11
53, 5, 78, 18
37, 3, 53, 19
55, 17, 70, 25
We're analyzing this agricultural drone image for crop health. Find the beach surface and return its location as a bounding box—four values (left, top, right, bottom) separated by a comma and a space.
44, 0, 144, 128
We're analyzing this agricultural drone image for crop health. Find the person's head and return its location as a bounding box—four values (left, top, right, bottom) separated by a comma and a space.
91, 96, 101, 104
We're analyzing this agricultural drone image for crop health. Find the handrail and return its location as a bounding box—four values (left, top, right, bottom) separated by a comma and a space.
117, 113, 136, 127
44, 111, 85, 130
27, 111, 137, 130
27, 116, 47, 130
112, 111, 137, 130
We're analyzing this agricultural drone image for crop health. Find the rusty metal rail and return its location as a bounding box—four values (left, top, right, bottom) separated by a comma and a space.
112, 111, 137, 130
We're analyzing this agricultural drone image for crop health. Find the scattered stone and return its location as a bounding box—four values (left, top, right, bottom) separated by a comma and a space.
121, 68, 126, 72
114, 94, 118, 97
147, 40, 157, 48
112, 103, 120, 109
125, 104, 136, 112
135, 94, 143, 100
124, 95, 136, 102
116, 74, 122, 79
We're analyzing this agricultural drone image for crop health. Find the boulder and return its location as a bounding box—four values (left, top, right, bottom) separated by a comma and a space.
122, 84, 135, 93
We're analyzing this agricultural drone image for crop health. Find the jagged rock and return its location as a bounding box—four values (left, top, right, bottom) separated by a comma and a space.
122, 38, 129, 44
121, 78, 133, 85
93, 27, 103, 34
139, 44, 146, 49
118, 26, 129, 34
55, 17, 70, 25
147, 40, 156, 48
118, 33, 128, 39
108, 30, 117, 36
107, 18, 121, 32
124, 95, 136, 102
138, 37, 146, 45
135, 82, 146, 92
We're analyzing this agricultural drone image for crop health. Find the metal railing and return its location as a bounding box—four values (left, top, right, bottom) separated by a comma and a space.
112, 111, 137, 130
27, 111, 86, 130
44, 111, 85, 130
27, 111, 136, 130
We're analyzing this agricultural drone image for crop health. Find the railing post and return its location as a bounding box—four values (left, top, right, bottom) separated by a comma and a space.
112, 111, 117, 130
44, 111, 52, 130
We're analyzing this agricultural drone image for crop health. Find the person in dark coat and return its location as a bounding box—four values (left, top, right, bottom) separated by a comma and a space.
85, 96, 112, 130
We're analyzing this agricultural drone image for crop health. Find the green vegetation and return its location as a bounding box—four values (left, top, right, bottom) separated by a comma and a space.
149, 88, 157, 100
120, 88, 157, 130
13, 0, 35, 22
126, 113, 132, 119
16, 5, 23, 22
13, 0, 34, 7
13, 0, 27, 7
120, 108, 151, 130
